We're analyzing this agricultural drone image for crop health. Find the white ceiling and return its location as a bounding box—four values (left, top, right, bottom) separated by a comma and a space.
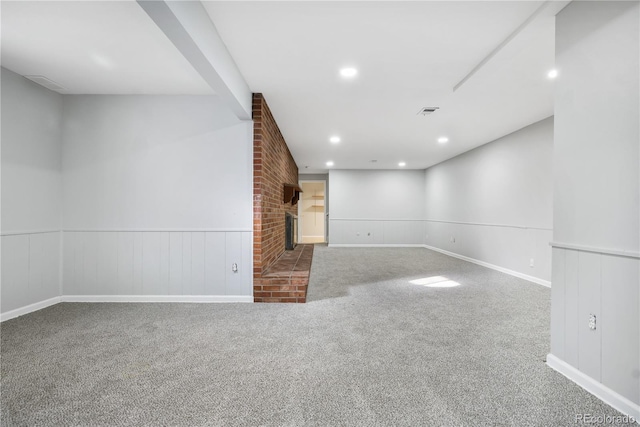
204, 1, 559, 172
1, 1, 560, 171
1, 1, 213, 94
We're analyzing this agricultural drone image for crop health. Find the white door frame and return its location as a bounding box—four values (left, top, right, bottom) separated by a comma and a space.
298, 180, 326, 243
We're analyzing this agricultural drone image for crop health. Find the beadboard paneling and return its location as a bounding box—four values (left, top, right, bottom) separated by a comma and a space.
62, 231, 251, 297
550, 247, 639, 405
1, 232, 61, 314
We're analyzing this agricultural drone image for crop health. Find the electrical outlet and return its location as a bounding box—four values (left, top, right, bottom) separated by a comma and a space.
232, 263, 238, 273
530, 258, 535, 268
588, 314, 596, 330
450, 236, 455, 243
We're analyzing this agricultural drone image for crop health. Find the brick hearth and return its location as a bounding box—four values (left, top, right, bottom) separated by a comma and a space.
254, 244, 313, 303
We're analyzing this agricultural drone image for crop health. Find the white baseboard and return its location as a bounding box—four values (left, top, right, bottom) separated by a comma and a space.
547, 354, 640, 422
61, 295, 254, 303
423, 244, 551, 287
329, 244, 425, 248
1, 295, 254, 322
0, 296, 62, 322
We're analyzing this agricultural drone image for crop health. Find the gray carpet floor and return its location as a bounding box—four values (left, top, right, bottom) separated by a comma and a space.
1, 246, 635, 426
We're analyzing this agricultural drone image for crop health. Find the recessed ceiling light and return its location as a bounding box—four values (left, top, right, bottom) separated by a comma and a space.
326, 161, 334, 167
329, 136, 341, 144
438, 137, 449, 144
547, 69, 558, 79
398, 162, 406, 167
339, 67, 358, 78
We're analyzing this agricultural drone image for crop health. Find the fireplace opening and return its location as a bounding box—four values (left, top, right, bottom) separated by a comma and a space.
285, 213, 298, 250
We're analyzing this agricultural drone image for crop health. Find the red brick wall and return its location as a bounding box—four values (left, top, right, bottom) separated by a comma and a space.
253, 93, 299, 279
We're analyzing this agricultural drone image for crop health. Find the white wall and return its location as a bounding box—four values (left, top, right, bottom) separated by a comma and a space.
62, 96, 251, 230
549, 0, 639, 415
424, 117, 554, 283
1, 68, 63, 317
61, 95, 253, 298
1, 69, 63, 232
329, 169, 425, 245
2, 82, 254, 315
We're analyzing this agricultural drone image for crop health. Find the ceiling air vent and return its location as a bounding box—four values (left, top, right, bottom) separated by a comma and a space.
417, 107, 439, 116
23, 75, 66, 93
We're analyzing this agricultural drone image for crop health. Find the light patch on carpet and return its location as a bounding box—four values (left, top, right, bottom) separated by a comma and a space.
409, 275, 461, 288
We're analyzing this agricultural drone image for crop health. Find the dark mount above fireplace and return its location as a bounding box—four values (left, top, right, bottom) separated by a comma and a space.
283, 183, 302, 205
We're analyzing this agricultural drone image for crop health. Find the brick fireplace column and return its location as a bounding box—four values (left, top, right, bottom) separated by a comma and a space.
252, 93, 302, 302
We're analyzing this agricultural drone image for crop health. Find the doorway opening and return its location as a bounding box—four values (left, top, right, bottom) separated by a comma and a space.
298, 181, 326, 244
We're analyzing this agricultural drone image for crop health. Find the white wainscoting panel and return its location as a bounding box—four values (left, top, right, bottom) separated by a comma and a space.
62, 231, 252, 297
142, 231, 162, 295
329, 219, 424, 245
549, 246, 639, 407
1, 232, 61, 316
600, 255, 640, 405
577, 251, 602, 382
205, 232, 226, 295
550, 248, 566, 359
564, 249, 580, 368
